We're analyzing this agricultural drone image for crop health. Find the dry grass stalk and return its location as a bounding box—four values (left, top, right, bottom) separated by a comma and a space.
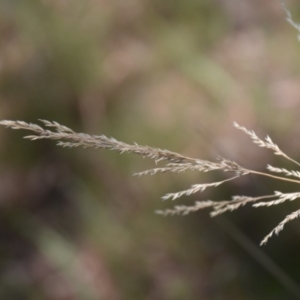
1, 119, 300, 245
1, 1, 299, 247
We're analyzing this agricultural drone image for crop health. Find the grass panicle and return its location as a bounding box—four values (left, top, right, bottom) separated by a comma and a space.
1, 119, 300, 245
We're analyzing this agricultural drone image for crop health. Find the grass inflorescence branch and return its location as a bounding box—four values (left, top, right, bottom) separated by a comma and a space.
1, 119, 300, 245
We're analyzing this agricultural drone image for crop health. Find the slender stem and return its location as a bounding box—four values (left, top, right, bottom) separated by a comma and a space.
230, 194, 276, 205
249, 170, 300, 184
214, 194, 276, 210
252, 194, 278, 200
284, 155, 300, 168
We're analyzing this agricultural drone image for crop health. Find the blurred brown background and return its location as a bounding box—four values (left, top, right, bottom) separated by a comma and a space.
1, 0, 300, 299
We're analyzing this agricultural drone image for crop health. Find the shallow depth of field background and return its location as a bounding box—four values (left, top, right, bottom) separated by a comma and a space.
1, 0, 300, 299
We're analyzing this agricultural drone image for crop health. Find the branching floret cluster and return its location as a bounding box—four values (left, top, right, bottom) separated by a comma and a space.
1, 0, 300, 247
1, 120, 300, 245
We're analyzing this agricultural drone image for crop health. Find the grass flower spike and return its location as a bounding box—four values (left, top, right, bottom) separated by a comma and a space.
1, 119, 300, 245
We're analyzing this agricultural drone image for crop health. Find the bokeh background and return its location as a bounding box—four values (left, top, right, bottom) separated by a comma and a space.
1, 0, 300, 299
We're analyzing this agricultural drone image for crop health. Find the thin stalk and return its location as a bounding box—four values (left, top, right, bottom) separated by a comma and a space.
249, 170, 300, 184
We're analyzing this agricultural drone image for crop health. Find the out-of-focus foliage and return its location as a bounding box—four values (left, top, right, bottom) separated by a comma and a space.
1, 0, 300, 299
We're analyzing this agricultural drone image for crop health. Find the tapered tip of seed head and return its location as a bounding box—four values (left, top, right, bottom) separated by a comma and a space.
0, 120, 13, 126
155, 210, 165, 215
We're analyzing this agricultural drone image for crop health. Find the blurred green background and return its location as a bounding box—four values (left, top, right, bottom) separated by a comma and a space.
1, 0, 300, 299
